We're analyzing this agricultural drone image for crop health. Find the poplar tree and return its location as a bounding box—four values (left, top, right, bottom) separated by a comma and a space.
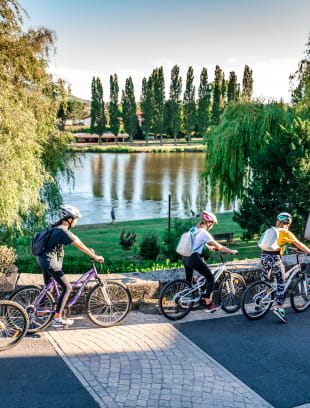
152, 67, 165, 145
242, 65, 253, 101
168, 65, 182, 145
212, 65, 224, 125
140, 77, 153, 144
90, 77, 106, 143
109, 73, 120, 141
197, 67, 211, 137
121, 77, 137, 144
227, 71, 239, 103
183, 66, 196, 144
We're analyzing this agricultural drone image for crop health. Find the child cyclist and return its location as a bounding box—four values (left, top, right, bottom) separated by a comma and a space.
260, 212, 310, 323
182, 211, 238, 312
36, 205, 104, 328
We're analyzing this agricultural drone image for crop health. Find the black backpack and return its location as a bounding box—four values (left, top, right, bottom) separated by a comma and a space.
30, 227, 55, 256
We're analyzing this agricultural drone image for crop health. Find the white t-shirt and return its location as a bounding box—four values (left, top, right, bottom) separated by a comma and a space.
192, 228, 213, 254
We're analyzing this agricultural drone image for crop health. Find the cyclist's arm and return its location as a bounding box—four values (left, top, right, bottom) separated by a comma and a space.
293, 239, 310, 255
72, 239, 104, 262
209, 240, 238, 255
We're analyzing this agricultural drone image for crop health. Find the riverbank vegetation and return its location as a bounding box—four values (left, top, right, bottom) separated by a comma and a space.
14, 213, 261, 275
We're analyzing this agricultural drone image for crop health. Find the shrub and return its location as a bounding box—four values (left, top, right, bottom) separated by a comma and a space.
0, 245, 17, 273
162, 218, 194, 262
139, 232, 160, 260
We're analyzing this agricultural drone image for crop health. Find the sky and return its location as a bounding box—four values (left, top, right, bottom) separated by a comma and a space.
22, 0, 309, 102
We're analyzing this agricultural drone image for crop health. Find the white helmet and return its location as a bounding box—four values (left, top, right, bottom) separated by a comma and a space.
200, 211, 218, 224
59, 205, 82, 219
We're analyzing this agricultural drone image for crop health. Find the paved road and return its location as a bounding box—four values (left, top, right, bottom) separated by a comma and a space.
1, 307, 310, 408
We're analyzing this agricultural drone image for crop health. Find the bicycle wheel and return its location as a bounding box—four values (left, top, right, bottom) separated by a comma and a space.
9, 286, 55, 333
0, 300, 29, 351
159, 279, 194, 321
219, 273, 246, 313
290, 276, 310, 312
86, 282, 132, 327
241, 280, 273, 320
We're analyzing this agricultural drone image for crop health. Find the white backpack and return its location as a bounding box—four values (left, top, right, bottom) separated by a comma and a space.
258, 227, 281, 251
176, 227, 201, 256
305, 214, 310, 240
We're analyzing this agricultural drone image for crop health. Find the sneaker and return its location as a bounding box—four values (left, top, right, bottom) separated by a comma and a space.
273, 307, 287, 323
204, 302, 217, 313
52, 317, 74, 328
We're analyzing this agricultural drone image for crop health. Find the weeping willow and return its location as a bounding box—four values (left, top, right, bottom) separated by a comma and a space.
203, 101, 294, 202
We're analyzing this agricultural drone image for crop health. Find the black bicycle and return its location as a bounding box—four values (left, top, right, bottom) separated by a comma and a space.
0, 300, 29, 351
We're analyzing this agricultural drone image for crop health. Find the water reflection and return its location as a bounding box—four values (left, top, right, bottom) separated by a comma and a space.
59, 152, 233, 224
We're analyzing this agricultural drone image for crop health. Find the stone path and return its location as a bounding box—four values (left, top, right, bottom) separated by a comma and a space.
46, 310, 273, 408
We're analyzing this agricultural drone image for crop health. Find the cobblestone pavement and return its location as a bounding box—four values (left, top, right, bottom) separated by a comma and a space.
46, 309, 273, 408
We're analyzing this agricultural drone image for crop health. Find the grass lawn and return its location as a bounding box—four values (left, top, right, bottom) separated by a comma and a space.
15, 213, 260, 274
55, 213, 260, 262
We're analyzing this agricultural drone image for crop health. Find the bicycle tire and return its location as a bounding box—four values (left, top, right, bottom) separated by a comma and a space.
241, 280, 273, 320
86, 282, 132, 327
219, 273, 246, 313
159, 279, 194, 321
9, 286, 55, 333
0, 300, 29, 351
290, 276, 310, 312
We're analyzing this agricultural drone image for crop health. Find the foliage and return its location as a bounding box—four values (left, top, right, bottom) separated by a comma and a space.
0, 1, 74, 233
0, 245, 17, 271
119, 230, 137, 251
140, 77, 153, 144
151, 67, 165, 145
227, 71, 239, 103
204, 97, 309, 239
197, 67, 212, 138
121, 77, 137, 144
139, 232, 160, 260
212, 65, 224, 125
242, 65, 253, 102
183, 66, 196, 144
109, 73, 120, 137
90, 76, 106, 141
168, 65, 182, 145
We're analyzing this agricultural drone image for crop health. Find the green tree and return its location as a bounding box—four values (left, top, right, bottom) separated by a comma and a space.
0, 0, 73, 232
212, 65, 224, 125
109, 73, 120, 140
152, 67, 165, 145
227, 71, 239, 103
121, 77, 137, 144
204, 101, 309, 238
140, 77, 153, 144
242, 65, 253, 101
290, 34, 310, 109
197, 67, 212, 138
90, 77, 106, 143
168, 65, 182, 145
183, 66, 196, 144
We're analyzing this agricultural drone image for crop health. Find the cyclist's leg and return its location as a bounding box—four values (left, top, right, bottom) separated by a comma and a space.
48, 270, 72, 317
182, 256, 194, 285
273, 256, 285, 306
187, 253, 214, 302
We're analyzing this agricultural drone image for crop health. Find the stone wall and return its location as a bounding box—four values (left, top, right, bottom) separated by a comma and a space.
1, 254, 309, 313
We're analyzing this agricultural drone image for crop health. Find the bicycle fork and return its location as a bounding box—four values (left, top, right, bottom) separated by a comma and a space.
97, 278, 112, 306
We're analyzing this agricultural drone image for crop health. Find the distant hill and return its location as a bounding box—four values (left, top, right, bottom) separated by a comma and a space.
69, 95, 91, 105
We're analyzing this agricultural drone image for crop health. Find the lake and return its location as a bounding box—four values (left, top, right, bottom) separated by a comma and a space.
59, 152, 234, 225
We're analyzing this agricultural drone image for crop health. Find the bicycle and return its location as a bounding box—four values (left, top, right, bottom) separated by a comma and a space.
0, 300, 29, 351
9, 261, 132, 333
241, 252, 310, 320
159, 253, 246, 320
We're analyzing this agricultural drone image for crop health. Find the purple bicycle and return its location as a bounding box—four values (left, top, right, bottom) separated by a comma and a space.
9, 261, 132, 333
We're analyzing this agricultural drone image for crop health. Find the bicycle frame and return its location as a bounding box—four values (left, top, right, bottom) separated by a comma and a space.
35, 262, 104, 312
174, 256, 230, 305
255, 255, 305, 306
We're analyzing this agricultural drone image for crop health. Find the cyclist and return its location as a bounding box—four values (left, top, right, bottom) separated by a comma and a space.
260, 212, 310, 323
36, 205, 104, 328
182, 211, 238, 312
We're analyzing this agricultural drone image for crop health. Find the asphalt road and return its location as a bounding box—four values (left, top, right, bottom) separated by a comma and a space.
176, 308, 310, 408
0, 332, 99, 408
